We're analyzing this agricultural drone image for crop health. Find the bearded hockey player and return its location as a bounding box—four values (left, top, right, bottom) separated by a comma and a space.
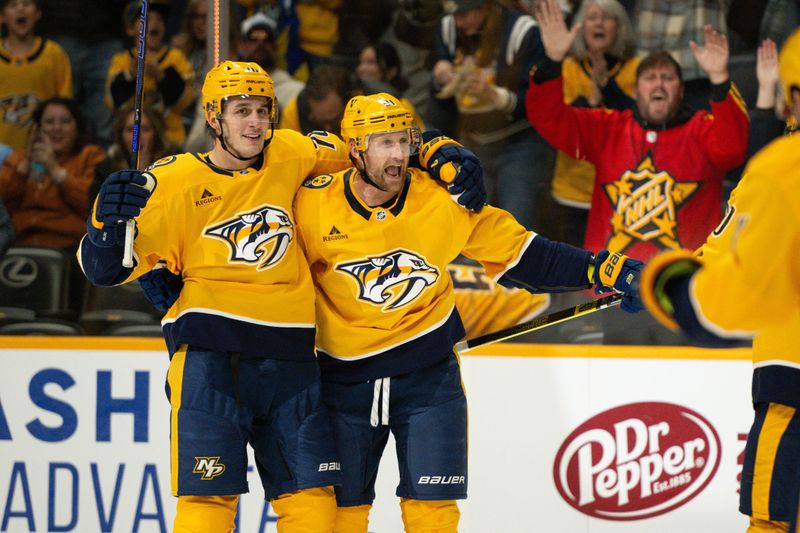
292, 92, 644, 532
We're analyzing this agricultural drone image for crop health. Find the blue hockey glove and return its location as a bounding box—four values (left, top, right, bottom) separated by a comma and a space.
138, 266, 183, 313
592, 249, 644, 313
95, 169, 153, 225
419, 133, 487, 212
87, 169, 154, 248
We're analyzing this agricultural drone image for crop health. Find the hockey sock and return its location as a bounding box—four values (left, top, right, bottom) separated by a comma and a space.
399, 498, 460, 533
173, 495, 238, 533
746, 518, 790, 533
272, 486, 337, 533
334, 504, 372, 533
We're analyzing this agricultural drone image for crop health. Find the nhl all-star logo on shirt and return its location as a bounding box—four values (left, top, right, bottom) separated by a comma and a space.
603, 153, 699, 253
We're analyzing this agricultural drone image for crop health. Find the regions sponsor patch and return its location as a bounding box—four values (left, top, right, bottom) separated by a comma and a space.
323, 225, 348, 242
195, 188, 222, 207
303, 174, 333, 189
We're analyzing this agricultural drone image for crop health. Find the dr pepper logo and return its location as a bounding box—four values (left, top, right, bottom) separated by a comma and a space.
553, 402, 721, 520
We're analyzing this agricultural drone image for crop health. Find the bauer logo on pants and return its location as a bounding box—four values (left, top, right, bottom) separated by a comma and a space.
552, 402, 721, 520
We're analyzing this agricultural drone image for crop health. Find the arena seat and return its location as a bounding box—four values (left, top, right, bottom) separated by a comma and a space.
0, 319, 83, 336
80, 282, 162, 334
102, 323, 164, 337
0, 247, 70, 315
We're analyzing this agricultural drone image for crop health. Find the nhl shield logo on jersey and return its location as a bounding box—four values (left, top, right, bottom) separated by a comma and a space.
204, 204, 293, 270
603, 154, 699, 252
336, 250, 439, 311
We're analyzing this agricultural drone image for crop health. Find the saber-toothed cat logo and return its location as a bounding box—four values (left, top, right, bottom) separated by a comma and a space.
204, 204, 293, 270
336, 250, 439, 311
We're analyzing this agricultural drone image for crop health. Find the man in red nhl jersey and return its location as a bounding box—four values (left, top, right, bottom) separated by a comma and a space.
526, 0, 749, 263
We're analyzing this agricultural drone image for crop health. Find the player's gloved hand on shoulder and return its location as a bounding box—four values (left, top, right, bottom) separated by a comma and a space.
87, 169, 154, 247
419, 131, 487, 212
592, 249, 644, 313
138, 266, 183, 313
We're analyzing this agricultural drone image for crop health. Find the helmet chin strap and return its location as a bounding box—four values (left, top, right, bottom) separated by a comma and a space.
350, 152, 388, 192
215, 116, 274, 162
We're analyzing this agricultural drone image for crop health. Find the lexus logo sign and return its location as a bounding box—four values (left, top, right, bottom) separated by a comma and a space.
0, 256, 38, 288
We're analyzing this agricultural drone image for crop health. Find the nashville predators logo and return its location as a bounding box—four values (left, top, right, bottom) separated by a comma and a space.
603, 154, 699, 252
0, 94, 39, 127
193, 457, 226, 480
336, 250, 439, 311
204, 204, 293, 270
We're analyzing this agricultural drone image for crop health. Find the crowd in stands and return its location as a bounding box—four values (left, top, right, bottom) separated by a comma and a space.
0, 0, 797, 342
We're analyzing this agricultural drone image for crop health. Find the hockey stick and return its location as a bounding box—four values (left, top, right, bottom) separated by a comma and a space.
123, 0, 156, 268
454, 293, 623, 353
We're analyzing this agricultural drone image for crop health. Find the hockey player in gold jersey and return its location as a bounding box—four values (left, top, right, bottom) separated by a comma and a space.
449, 257, 550, 338
80, 60, 487, 533
83, 60, 348, 533
641, 28, 800, 533
292, 93, 643, 532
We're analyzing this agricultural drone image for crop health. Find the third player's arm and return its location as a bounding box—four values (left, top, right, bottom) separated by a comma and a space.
641, 170, 797, 344
460, 206, 593, 293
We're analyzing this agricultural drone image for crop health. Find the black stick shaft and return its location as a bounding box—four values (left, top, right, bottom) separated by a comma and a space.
130, 0, 149, 170
454, 293, 623, 352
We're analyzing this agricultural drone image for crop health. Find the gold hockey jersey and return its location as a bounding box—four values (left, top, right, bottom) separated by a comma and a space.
294, 167, 536, 382
449, 261, 550, 338
85, 129, 350, 358
691, 133, 800, 406
0, 37, 72, 150
689, 135, 800, 407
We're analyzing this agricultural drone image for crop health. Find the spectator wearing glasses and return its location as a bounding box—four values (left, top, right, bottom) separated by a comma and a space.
544, 0, 639, 246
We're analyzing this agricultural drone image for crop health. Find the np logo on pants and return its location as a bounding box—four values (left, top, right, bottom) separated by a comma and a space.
193, 457, 226, 480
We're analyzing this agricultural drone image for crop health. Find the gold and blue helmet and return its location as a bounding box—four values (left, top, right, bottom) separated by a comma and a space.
202, 60, 276, 121
340, 93, 419, 153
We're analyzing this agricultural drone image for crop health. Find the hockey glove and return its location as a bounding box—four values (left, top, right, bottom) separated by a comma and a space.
88, 169, 153, 247
592, 249, 644, 313
95, 169, 153, 225
138, 266, 183, 313
418, 132, 487, 212
639, 249, 700, 330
